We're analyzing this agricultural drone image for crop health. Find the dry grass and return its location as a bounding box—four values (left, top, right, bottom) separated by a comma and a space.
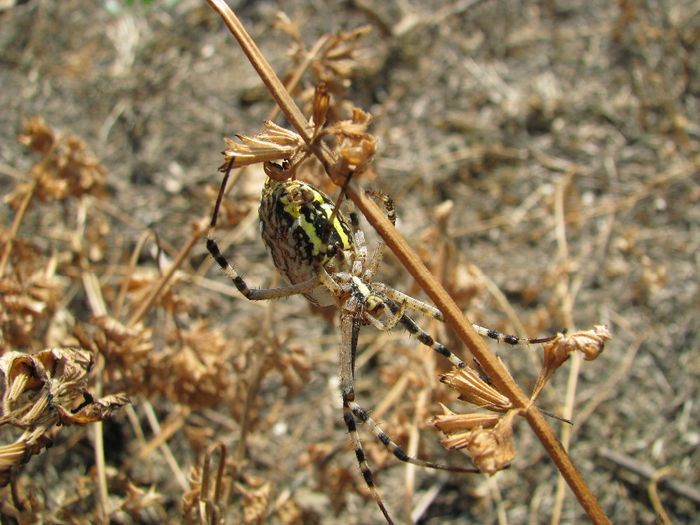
1, 1, 698, 524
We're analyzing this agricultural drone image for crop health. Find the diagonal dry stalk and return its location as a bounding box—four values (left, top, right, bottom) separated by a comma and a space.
205, 1, 610, 522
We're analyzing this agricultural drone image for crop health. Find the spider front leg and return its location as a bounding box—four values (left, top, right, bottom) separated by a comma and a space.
382, 299, 467, 369
338, 305, 478, 524
380, 286, 559, 346
206, 163, 321, 301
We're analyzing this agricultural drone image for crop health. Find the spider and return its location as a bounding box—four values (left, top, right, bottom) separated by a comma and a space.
206, 162, 557, 523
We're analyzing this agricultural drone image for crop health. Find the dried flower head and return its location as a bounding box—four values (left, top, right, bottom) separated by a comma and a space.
0, 347, 129, 486
542, 325, 611, 372
165, 321, 234, 408
310, 26, 373, 95
7, 116, 106, 208
432, 406, 519, 474
0, 270, 61, 351
439, 365, 512, 412
220, 121, 306, 174
323, 107, 376, 183
235, 475, 272, 525
17, 116, 56, 154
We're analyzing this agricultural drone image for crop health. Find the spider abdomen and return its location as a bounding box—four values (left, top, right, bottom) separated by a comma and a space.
259, 178, 354, 306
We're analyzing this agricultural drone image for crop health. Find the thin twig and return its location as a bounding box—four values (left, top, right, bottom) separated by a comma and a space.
0, 181, 36, 277
127, 230, 200, 327
81, 268, 110, 521
551, 172, 576, 525
648, 467, 674, 525
113, 229, 155, 320
142, 401, 189, 491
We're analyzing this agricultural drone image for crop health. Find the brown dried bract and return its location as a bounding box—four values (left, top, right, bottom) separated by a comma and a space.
323, 107, 376, 182
0, 347, 129, 486
7, 116, 107, 208
439, 365, 512, 412
432, 405, 518, 474
220, 121, 306, 174
544, 325, 611, 365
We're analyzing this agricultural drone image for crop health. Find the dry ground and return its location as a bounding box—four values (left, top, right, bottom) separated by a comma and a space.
1, 0, 698, 523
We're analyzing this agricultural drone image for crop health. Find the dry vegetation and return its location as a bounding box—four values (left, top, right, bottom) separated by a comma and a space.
1, 1, 698, 524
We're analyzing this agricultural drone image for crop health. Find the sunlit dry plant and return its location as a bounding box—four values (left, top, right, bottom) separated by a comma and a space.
297, 443, 360, 516
182, 442, 233, 525
262, 344, 310, 401
0, 347, 129, 486
433, 406, 519, 474
439, 364, 512, 412
322, 106, 376, 183
121, 269, 191, 315
433, 326, 610, 472
7, 116, 106, 208
221, 120, 306, 174
0, 263, 62, 351
530, 325, 612, 401
75, 316, 155, 393
235, 474, 272, 525
165, 321, 234, 408
220, 85, 376, 188
273, 13, 372, 98
309, 26, 373, 93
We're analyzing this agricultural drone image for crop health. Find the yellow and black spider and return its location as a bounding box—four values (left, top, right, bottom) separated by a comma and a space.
206, 162, 556, 523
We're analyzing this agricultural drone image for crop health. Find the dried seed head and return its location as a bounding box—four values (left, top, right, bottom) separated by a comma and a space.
439, 365, 512, 412
323, 108, 376, 183
463, 409, 519, 474
0, 272, 61, 350
9, 117, 106, 207
312, 83, 330, 132
305, 25, 372, 95
432, 405, 519, 474
543, 325, 611, 368
220, 121, 306, 172
17, 116, 56, 154
235, 476, 272, 525
526, 325, 612, 402
0, 347, 128, 485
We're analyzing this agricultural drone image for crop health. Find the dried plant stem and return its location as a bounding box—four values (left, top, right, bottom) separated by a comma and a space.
81, 269, 110, 520
206, 1, 610, 522
0, 181, 35, 277
127, 230, 199, 327
348, 181, 609, 523
92, 422, 109, 521
113, 229, 155, 320
550, 172, 580, 525
199, 441, 227, 523
649, 467, 674, 525
265, 33, 331, 123
235, 347, 268, 463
